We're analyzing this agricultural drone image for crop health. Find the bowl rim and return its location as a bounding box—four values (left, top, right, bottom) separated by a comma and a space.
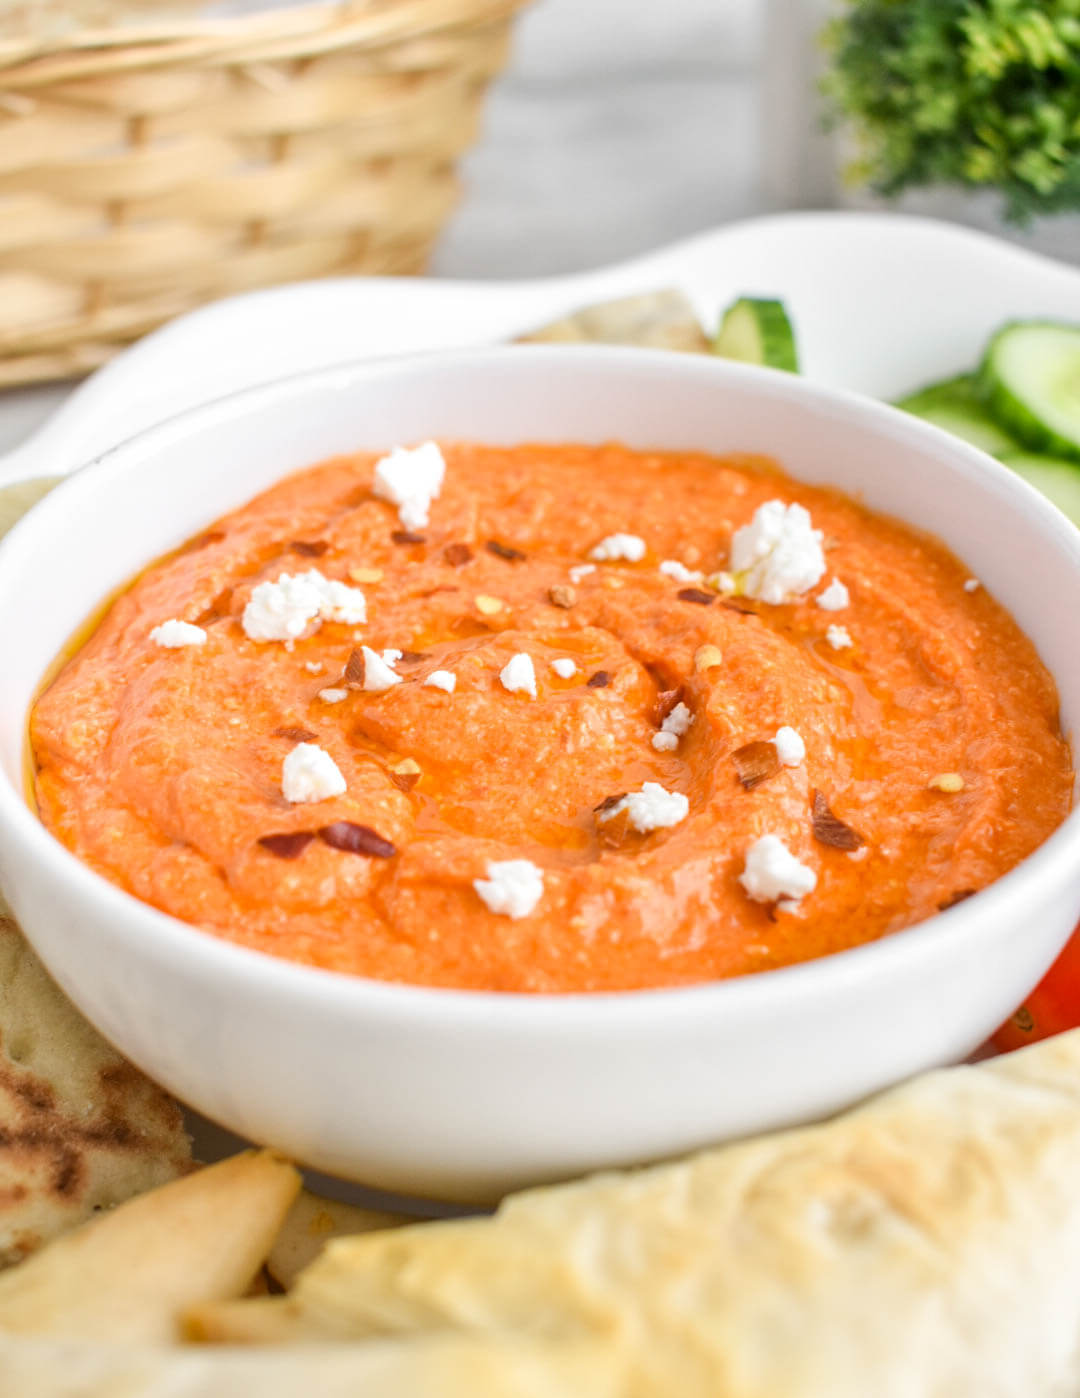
3, 341, 1079, 1029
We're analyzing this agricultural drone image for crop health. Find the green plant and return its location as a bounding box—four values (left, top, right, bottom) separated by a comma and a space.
823, 0, 1080, 221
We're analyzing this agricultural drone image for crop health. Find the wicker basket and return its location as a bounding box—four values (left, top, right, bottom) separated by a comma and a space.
0, 0, 529, 387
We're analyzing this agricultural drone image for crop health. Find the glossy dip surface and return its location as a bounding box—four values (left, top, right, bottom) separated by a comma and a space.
30, 442, 1072, 992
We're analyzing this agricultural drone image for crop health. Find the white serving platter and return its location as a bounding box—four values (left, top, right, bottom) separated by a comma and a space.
5, 209, 1080, 488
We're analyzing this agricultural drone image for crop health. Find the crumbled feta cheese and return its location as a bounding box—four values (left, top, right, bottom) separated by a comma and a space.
381, 649, 403, 665
661, 702, 693, 738
500, 652, 537, 698
243, 572, 323, 642
774, 726, 806, 766
314, 576, 367, 625
651, 701, 694, 752
739, 835, 817, 904
358, 645, 401, 693
424, 669, 456, 693
598, 782, 689, 834
589, 533, 647, 563
304, 660, 325, 675
372, 441, 446, 531
551, 658, 577, 679
473, 859, 544, 919
318, 688, 348, 704
659, 559, 704, 584
816, 578, 850, 612
281, 743, 346, 804
826, 624, 853, 651
729, 501, 826, 604
964, 578, 981, 593
149, 619, 206, 648
242, 569, 365, 643
569, 564, 597, 584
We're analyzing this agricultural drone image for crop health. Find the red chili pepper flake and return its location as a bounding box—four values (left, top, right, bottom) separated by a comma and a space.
732, 740, 781, 791
594, 792, 627, 815
419, 586, 460, 598
486, 539, 527, 562
391, 530, 426, 546
678, 588, 715, 606
289, 539, 329, 557
318, 822, 397, 858
811, 789, 864, 851
343, 648, 365, 687
650, 685, 685, 728
720, 597, 758, 615
938, 888, 976, 911
548, 585, 576, 609
390, 769, 421, 792
587, 670, 612, 688
398, 651, 432, 664
272, 725, 317, 742
258, 831, 315, 860
444, 542, 473, 567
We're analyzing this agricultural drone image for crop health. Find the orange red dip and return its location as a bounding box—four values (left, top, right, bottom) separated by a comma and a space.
30, 442, 1072, 992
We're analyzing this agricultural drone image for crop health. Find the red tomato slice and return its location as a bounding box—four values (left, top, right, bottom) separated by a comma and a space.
990, 922, 1080, 1053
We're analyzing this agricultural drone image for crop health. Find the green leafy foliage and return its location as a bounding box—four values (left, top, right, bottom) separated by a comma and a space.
823, 0, 1080, 221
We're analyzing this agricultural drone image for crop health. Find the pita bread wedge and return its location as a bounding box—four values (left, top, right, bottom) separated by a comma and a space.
267, 1190, 410, 1290
517, 290, 710, 354
0, 1149, 299, 1343
0, 914, 191, 1269
0, 1331, 619, 1398
194, 1029, 1080, 1398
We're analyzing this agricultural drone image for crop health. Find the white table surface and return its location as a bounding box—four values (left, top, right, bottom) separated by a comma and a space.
0, 0, 763, 457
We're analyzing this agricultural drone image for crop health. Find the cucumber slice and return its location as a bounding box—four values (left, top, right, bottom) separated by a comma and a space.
979, 321, 1080, 462
713, 297, 799, 373
999, 451, 1080, 528
895, 374, 1019, 457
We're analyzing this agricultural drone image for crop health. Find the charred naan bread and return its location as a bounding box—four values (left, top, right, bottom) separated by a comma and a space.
0, 911, 190, 1267
193, 1029, 1080, 1398
517, 289, 710, 354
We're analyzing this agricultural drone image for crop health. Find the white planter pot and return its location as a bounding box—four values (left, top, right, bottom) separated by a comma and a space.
761, 0, 1080, 265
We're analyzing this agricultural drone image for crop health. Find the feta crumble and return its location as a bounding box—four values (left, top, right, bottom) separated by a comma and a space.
569, 564, 597, 584
381, 649, 403, 665
473, 859, 544, 919
816, 578, 850, 612
304, 660, 325, 675
372, 441, 446, 531
500, 652, 537, 699
598, 782, 689, 834
729, 501, 826, 604
964, 578, 981, 593
739, 835, 817, 904
315, 576, 367, 626
318, 687, 348, 704
551, 658, 577, 679
282, 743, 347, 804
357, 645, 401, 693
826, 624, 853, 651
659, 559, 704, 584
242, 569, 366, 643
774, 726, 806, 766
149, 619, 206, 648
589, 533, 646, 563
652, 701, 694, 752
424, 669, 457, 694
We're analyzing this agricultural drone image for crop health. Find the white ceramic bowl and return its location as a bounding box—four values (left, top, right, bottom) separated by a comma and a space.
1, 347, 1079, 1202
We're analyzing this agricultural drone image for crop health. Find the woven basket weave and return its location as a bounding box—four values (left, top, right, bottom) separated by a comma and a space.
0, 0, 529, 387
